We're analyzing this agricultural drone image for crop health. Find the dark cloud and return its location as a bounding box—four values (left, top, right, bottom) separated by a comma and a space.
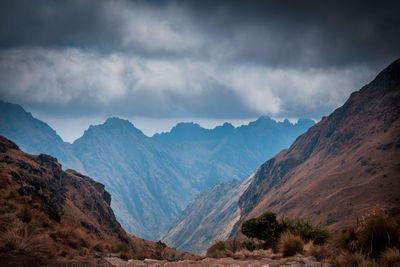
0, 0, 399, 132
1, 0, 399, 67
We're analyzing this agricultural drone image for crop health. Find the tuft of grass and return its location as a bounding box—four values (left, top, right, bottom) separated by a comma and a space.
0, 226, 54, 258
119, 252, 129, 260
334, 251, 378, 267
380, 247, 400, 266
278, 232, 304, 257
357, 215, 400, 257
17, 207, 32, 223
309, 243, 337, 262
206, 241, 233, 258
93, 242, 104, 252
51, 225, 92, 250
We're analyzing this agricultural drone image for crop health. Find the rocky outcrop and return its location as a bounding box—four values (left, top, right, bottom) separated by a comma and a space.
0, 136, 195, 260
233, 58, 400, 235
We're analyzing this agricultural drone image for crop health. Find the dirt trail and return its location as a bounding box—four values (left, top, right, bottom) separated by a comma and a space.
104, 256, 332, 267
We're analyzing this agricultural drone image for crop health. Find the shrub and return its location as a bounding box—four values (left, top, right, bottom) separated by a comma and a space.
206, 241, 232, 258
0, 227, 54, 258
309, 243, 336, 262
380, 247, 400, 266
156, 240, 167, 249
113, 242, 129, 253
357, 215, 399, 257
242, 212, 330, 248
279, 232, 304, 257
334, 251, 377, 267
279, 216, 330, 244
149, 254, 163, 260
119, 252, 129, 260
17, 207, 32, 223
242, 212, 282, 246
93, 242, 104, 252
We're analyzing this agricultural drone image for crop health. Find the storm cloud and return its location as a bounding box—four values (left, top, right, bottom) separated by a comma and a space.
0, 0, 399, 138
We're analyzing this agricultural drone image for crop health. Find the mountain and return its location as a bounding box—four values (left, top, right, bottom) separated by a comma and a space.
0, 101, 82, 171
71, 118, 194, 240
0, 101, 314, 240
162, 175, 253, 254
153, 117, 315, 190
232, 58, 400, 235
0, 136, 194, 263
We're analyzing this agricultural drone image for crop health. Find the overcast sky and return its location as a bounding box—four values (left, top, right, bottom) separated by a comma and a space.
0, 0, 399, 142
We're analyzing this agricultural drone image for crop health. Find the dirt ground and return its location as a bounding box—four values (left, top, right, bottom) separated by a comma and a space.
104, 256, 332, 267
0, 255, 332, 267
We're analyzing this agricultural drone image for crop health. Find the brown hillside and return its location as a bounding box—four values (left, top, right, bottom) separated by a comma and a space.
234, 58, 400, 234
0, 136, 195, 262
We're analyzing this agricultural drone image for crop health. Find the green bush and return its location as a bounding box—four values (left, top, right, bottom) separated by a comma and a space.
280, 217, 330, 244
242, 212, 282, 246
241, 212, 330, 248
156, 240, 167, 248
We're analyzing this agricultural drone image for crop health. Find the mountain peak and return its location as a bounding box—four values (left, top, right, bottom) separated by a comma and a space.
370, 57, 400, 90
80, 117, 145, 141
104, 117, 134, 127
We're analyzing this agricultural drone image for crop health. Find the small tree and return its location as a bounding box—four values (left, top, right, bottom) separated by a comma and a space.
241, 211, 282, 247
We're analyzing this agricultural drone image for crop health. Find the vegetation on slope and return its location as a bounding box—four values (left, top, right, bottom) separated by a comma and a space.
207, 210, 400, 266
0, 136, 196, 262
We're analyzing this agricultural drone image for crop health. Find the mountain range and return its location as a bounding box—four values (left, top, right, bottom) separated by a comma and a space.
160, 58, 400, 254
0, 102, 314, 240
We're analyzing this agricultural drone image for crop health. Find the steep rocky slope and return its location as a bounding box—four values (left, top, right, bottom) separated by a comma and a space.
233, 58, 400, 235
163, 175, 253, 254
0, 102, 314, 241
0, 136, 194, 261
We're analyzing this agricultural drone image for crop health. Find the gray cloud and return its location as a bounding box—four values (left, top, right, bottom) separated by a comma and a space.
1, 0, 399, 67
0, 47, 376, 120
0, 0, 399, 127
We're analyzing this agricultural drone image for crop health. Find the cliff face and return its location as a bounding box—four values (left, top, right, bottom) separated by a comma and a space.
234, 58, 400, 235
163, 175, 253, 254
0, 136, 195, 260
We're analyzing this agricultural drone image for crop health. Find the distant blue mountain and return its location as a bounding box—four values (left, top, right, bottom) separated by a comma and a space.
0, 100, 314, 240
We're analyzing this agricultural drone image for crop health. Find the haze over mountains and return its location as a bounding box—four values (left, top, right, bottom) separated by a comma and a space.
0, 101, 314, 240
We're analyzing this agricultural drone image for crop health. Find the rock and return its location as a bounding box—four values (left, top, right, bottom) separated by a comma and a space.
144, 259, 160, 264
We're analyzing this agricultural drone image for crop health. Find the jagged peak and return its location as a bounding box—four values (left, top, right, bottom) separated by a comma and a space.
82, 117, 145, 138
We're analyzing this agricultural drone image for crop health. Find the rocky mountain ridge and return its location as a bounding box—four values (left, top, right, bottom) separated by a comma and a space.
231, 58, 400, 235
0, 136, 194, 261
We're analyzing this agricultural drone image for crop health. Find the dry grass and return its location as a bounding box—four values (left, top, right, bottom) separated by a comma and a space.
51, 225, 92, 250
380, 247, 400, 266
206, 241, 233, 258
357, 215, 400, 257
334, 251, 378, 267
0, 226, 54, 258
309, 243, 337, 262
278, 232, 304, 257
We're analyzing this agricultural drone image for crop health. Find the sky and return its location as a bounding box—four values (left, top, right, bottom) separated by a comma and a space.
0, 0, 399, 142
